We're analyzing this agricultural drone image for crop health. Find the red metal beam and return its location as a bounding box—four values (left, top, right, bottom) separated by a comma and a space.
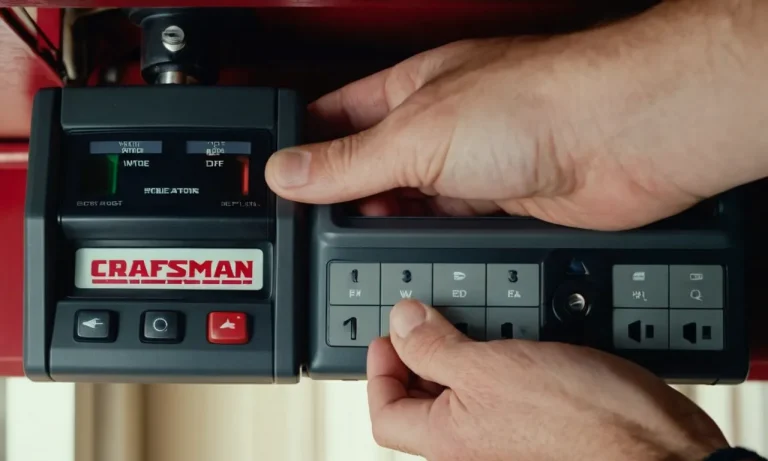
0, 9, 62, 140
751, 357, 768, 380
0, 142, 29, 168
0, 7, 60, 376
0, 168, 25, 376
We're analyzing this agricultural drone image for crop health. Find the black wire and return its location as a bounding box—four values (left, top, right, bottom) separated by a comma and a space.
13, 6, 58, 55
0, 8, 65, 80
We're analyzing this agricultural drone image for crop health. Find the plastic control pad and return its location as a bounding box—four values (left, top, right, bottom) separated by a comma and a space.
327, 262, 725, 352
327, 262, 541, 346
613, 265, 724, 351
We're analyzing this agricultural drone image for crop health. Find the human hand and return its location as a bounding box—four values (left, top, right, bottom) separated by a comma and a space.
266, 0, 768, 230
367, 300, 729, 461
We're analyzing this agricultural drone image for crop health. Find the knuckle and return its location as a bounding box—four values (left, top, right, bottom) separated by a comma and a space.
322, 134, 364, 179
384, 61, 422, 109
384, 106, 449, 189
418, 123, 451, 186
408, 332, 451, 371
406, 334, 478, 384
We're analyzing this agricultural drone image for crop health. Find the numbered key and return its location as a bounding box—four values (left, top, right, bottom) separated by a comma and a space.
327, 306, 379, 347
329, 263, 380, 305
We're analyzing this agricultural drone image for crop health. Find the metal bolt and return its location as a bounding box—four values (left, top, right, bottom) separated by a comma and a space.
161, 25, 185, 52
156, 71, 187, 85
567, 293, 588, 313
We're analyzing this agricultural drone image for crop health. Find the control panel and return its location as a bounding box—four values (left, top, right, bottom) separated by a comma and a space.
23, 86, 750, 385
308, 201, 749, 384
24, 86, 304, 383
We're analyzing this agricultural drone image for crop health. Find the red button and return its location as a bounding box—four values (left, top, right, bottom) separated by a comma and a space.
208, 312, 249, 344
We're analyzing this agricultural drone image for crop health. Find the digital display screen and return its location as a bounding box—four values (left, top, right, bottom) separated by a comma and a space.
65, 132, 272, 217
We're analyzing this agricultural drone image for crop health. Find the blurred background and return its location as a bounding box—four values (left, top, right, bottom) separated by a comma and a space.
0, 379, 766, 461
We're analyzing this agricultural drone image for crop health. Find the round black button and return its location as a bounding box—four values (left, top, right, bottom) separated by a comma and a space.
566, 293, 588, 314
552, 282, 595, 323
142, 311, 183, 343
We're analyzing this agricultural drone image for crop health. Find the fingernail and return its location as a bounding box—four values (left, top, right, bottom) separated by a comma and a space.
270, 149, 311, 188
391, 301, 427, 338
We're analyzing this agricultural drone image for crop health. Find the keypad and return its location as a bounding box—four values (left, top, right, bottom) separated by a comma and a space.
433, 264, 486, 306
669, 265, 723, 309
327, 305, 379, 347
613, 309, 670, 350
487, 264, 540, 307
381, 264, 432, 305
611, 265, 725, 351
669, 310, 724, 351
326, 262, 727, 351
612, 265, 669, 308
436, 307, 486, 341
329, 262, 380, 305
486, 308, 539, 341
327, 262, 541, 347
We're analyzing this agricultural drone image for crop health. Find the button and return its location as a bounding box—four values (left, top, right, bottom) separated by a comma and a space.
380, 306, 393, 336
328, 306, 379, 347
329, 262, 380, 305
208, 312, 249, 345
75, 310, 115, 341
669, 265, 723, 309
613, 309, 669, 350
612, 265, 669, 308
435, 307, 486, 340
486, 308, 539, 341
142, 311, 182, 343
433, 264, 486, 306
670, 310, 724, 350
487, 264, 540, 307
381, 264, 432, 305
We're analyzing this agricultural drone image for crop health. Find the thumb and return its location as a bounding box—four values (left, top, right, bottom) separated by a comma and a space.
388, 300, 472, 387
265, 39, 487, 204
264, 114, 438, 204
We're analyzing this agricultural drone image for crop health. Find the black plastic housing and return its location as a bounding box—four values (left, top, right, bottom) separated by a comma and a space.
23, 85, 751, 386
308, 197, 749, 385
24, 86, 305, 383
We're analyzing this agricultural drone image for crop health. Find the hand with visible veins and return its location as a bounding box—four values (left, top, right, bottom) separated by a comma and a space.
365, 300, 730, 461
265, 0, 768, 231
262, 0, 768, 459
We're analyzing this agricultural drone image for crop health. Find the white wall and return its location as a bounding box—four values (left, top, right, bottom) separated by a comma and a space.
4, 378, 75, 461
3, 379, 768, 461
0, 379, 5, 461
684, 382, 768, 452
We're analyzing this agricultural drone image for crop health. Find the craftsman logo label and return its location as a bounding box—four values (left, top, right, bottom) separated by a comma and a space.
74, 248, 263, 290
